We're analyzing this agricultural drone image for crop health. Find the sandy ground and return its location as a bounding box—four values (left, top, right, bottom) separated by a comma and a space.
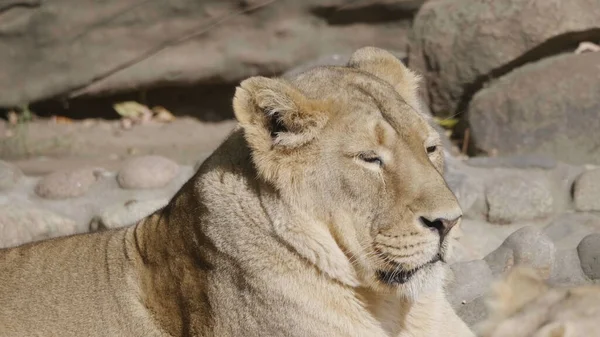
0, 117, 237, 176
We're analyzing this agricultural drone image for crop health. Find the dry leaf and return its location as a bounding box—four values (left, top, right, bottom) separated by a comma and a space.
152, 106, 176, 123
53, 116, 73, 124
433, 117, 459, 129
113, 101, 152, 120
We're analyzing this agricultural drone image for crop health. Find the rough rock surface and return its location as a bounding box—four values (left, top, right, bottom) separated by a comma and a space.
549, 249, 589, 286
573, 169, 600, 211
117, 155, 179, 189
445, 169, 486, 219
485, 175, 554, 224
543, 212, 600, 250
409, 0, 600, 117
447, 260, 493, 308
35, 167, 100, 199
0, 0, 419, 108
456, 296, 487, 328
0, 205, 78, 248
484, 226, 555, 278
0, 160, 22, 191
469, 52, 600, 164
466, 155, 557, 170
577, 234, 600, 280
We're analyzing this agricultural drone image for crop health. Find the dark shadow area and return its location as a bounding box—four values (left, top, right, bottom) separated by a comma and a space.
311, 1, 423, 25
17, 82, 240, 122
0, 0, 41, 13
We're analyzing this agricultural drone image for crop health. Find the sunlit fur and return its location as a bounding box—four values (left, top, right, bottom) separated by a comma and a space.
236, 49, 461, 300
0, 47, 473, 337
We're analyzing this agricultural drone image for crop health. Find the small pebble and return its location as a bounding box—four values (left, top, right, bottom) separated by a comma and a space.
35, 167, 99, 199
117, 155, 179, 189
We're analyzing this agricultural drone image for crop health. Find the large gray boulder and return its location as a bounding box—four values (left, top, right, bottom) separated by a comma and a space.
468, 52, 600, 164
409, 0, 600, 117
0, 0, 421, 108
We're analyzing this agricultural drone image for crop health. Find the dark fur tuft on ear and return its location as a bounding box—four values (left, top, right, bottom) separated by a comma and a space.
233, 76, 328, 150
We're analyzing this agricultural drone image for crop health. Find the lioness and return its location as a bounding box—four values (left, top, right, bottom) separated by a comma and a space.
0, 47, 473, 337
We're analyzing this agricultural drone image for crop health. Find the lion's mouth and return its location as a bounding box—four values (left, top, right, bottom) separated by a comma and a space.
376, 254, 442, 285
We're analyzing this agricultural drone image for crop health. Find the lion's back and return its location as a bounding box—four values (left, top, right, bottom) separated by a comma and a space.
0, 229, 162, 337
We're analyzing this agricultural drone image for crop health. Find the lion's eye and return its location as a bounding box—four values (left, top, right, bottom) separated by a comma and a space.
358, 153, 383, 166
426, 145, 437, 154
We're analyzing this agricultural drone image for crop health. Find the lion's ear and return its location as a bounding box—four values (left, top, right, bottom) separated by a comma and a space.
233, 76, 328, 150
348, 47, 422, 110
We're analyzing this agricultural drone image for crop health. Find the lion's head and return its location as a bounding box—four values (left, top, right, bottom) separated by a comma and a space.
232, 47, 462, 299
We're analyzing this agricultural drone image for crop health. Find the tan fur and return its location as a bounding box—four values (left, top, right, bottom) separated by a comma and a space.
0, 47, 473, 337
476, 267, 600, 337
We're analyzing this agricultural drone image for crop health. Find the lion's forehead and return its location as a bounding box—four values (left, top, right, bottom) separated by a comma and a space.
291, 66, 432, 142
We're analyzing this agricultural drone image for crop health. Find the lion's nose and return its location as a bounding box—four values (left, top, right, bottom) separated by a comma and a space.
419, 216, 461, 239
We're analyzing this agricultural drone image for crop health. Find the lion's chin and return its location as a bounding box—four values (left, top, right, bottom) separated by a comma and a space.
374, 259, 447, 301
376, 254, 443, 285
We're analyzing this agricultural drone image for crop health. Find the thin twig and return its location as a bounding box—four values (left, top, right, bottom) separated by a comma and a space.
461, 127, 470, 155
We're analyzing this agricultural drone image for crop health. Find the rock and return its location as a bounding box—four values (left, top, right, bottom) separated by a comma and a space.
117, 156, 179, 189
89, 198, 169, 230
548, 249, 589, 286
0, 0, 417, 108
456, 219, 525, 261
469, 52, 600, 164
543, 212, 600, 250
484, 226, 555, 278
456, 296, 487, 328
0, 205, 78, 248
409, 0, 600, 117
485, 174, 554, 224
547, 162, 587, 213
484, 246, 514, 277
577, 233, 600, 280
447, 260, 493, 308
448, 239, 479, 264
573, 169, 600, 211
0, 160, 22, 191
466, 155, 557, 170
34, 167, 100, 199
445, 170, 486, 219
